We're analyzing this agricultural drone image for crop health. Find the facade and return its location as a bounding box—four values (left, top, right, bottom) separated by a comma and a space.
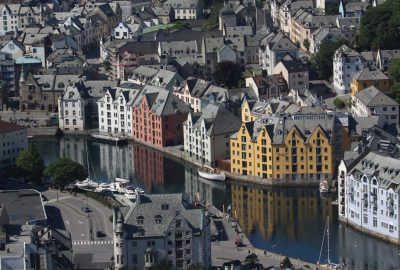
259, 32, 299, 76
97, 86, 140, 136
351, 67, 390, 97
0, 52, 16, 96
352, 86, 399, 126
112, 22, 141, 40
230, 111, 336, 182
162, 0, 203, 20
113, 193, 211, 270
273, 57, 309, 91
245, 73, 289, 100
58, 82, 88, 131
132, 85, 191, 147
0, 120, 27, 168
333, 45, 365, 94
338, 150, 400, 244
183, 103, 241, 166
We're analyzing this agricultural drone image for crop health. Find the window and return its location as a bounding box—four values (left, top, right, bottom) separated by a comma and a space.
72, 119, 76, 125
155, 215, 162, 224
137, 216, 144, 224
176, 219, 181, 227
8, 43, 14, 50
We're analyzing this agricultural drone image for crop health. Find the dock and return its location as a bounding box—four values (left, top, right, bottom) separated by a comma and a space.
207, 205, 318, 269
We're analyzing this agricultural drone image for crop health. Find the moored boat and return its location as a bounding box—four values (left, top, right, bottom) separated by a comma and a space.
198, 169, 225, 181
319, 179, 330, 193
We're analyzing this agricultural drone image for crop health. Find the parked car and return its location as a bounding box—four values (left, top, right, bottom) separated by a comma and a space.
81, 207, 91, 213
96, 231, 106, 238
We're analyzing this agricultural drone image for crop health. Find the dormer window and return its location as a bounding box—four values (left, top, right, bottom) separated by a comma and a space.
161, 204, 169, 210
137, 215, 144, 224
138, 228, 145, 236
43, 83, 50, 88
155, 215, 162, 224
58, 82, 65, 88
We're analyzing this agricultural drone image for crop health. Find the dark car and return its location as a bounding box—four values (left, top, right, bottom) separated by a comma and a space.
96, 231, 106, 238
81, 207, 91, 213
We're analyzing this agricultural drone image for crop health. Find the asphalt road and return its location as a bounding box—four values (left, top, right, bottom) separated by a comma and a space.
42, 189, 114, 269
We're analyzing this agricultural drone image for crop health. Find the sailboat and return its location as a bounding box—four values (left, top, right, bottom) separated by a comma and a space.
75, 142, 98, 189
318, 216, 343, 270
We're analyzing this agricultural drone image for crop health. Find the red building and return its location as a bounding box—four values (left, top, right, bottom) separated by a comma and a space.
132, 86, 191, 147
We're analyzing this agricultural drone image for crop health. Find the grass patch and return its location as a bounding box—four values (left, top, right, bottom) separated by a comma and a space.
75, 189, 120, 208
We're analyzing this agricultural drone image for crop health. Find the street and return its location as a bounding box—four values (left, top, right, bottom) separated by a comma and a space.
42, 189, 114, 269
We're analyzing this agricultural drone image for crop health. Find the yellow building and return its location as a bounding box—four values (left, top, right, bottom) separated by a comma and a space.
230, 112, 335, 182
351, 67, 390, 97
241, 98, 291, 123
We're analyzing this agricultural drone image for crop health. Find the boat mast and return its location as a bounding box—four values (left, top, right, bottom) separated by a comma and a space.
327, 216, 330, 264
318, 216, 328, 264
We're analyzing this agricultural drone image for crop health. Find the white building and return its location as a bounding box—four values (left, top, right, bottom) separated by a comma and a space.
184, 103, 241, 166
338, 151, 400, 244
97, 86, 141, 136
0, 120, 27, 168
112, 22, 141, 40
333, 45, 365, 94
162, 0, 204, 20
113, 193, 211, 270
58, 82, 88, 131
352, 86, 399, 125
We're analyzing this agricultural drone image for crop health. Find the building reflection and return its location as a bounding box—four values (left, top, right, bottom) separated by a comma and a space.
60, 137, 86, 168
133, 144, 164, 192
98, 142, 134, 181
184, 166, 227, 208
231, 181, 332, 241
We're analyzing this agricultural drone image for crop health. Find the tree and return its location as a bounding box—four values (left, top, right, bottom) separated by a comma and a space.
358, 0, 400, 50
102, 60, 111, 72
45, 158, 87, 189
187, 263, 205, 270
311, 39, 348, 80
280, 256, 293, 269
153, 260, 172, 270
214, 61, 242, 88
389, 59, 400, 83
16, 145, 44, 184
333, 98, 346, 109
303, 38, 310, 53
201, 0, 223, 30
244, 253, 259, 265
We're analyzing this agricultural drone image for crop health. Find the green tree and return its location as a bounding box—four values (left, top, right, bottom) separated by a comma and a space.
280, 256, 293, 269
244, 253, 259, 265
187, 263, 205, 270
391, 82, 400, 103
333, 98, 346, 109
202, 0, 223, 30
102, 60, 111, 71
311, 40, 348, 80
388, 59, 400, 83
45, 158, 87, 189
214, 61, 242, 88
153, 260, 172, 270
16, 145, 44, 184
358, 0, 400, 50
303, 38, 310, 53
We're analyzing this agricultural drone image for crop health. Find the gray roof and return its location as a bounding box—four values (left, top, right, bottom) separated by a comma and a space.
0, 190, 46, 225
121, 194, 203, 237
187, 103, 241, 136
353, 67, 388, 81
277, 58, 309, 73
265, 32, 297, 51
350, 151, 400, 191
355, 86, 398, 107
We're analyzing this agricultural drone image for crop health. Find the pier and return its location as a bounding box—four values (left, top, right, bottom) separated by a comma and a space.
207, 205, 318, 269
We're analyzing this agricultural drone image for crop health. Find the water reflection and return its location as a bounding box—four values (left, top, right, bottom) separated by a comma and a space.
30, 137, 400, 270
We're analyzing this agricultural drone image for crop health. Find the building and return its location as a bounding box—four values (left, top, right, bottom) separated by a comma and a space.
113, 193, 211, 270
0, 189, 73, 270
0, 52, 16, 97
352, 86, 399, 126
128, 66, 183, 91
97, 84, 141, 136
259, 32, 298, 76
351, 66, 390, 97
245, 73, 289, 100
162, 0, 203, 20
112, 22, 142, 40
132, 85, 192, 147
333, 45, 365, 94
183, 103, 241, 166
273, 57, 309, 91
230, 111, 336, 182
0, 120, 27, 169
339, 0, 370, 18
58, 81, 89, 131
174, 77, 228, 113
338, 140, 400, 244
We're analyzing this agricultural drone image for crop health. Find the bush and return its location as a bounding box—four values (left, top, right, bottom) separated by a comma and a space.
280, 256, 293, 269
333, 98, 346, 109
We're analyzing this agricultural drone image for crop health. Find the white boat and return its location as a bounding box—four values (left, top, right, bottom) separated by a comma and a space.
76, 178, 98, 188
198, 169, 225, 181
115, 177, 130, 183
320, 179, 330, 193
95, 183, 112, 192
124, 189, 137, 200
318, 216, 343, 270
135, 187, 145, 194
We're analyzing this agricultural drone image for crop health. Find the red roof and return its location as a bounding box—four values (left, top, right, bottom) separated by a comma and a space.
0, 120, 26, 134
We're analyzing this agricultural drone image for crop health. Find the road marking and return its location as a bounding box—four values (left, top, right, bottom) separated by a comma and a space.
72, 240, 114, 246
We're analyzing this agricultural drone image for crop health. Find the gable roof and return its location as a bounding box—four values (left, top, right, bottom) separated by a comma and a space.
355, 86, 398, 107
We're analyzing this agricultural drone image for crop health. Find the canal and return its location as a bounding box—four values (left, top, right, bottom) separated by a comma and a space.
31, 137, 400, 270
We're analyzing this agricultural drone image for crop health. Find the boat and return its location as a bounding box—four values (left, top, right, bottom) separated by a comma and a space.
92, 132, 127, 145
115, 177, 130, 183
318, 216, 343, 270
124, 189, 137, 201
95, 183, 112, 193
135, 187, 145, 194
76, 178, 98, 188
319, 179, 330, 194
198, 170, 225, 181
